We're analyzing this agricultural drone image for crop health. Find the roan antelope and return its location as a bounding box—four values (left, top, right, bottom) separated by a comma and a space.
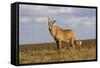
48, 17, 82, 51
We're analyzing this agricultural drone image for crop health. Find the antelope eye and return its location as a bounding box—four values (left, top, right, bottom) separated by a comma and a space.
53, 20, 56, 22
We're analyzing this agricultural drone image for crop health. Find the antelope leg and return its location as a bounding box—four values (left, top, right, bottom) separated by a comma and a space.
55, 39, 60, 51
71, 38, 75, 47
59, 41, 62, 49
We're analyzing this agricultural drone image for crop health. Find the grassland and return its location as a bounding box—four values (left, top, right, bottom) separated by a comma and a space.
19, 39, 96, 64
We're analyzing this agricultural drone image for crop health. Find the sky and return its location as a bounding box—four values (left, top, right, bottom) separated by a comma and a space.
19, 4, 96, 44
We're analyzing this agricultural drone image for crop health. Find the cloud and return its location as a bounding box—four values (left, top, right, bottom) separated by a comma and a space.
66, 17, 81, 24
47, 7, 74, 15
19, 16, 29, 23
19, 4, 96, 29
59, 7, 73, 13
34, 17, 47, 23
20, 4, 78, 17
20, 4, 48, 11
82, 17, 96, 28
58, 16, 96, 30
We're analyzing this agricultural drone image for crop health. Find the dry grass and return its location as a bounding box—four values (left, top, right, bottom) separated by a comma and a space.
19, 39, 96, 64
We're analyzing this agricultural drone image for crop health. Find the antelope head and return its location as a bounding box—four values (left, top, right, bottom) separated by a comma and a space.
48, 17, 56, 30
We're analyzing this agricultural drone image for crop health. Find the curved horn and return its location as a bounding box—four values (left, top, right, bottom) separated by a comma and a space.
51, 17, 54, 22
48, 17, 50, 24
51, 17, 56, 24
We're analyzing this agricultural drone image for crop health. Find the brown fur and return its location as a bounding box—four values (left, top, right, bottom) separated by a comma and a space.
48, 18, 76, 51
